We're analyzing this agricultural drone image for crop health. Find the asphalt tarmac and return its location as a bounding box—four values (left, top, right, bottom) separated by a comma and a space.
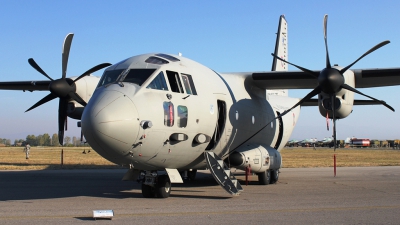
0, 167, 399, 224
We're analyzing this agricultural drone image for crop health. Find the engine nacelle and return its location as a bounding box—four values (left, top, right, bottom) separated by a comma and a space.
319, 68, 355, 119
66, 75, 101, 120
67, 101, 85, 120
225, 144, 281, 173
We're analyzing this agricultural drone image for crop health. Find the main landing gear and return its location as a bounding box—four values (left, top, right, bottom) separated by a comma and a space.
257, 169, 279, 185
140, 171, 171, 198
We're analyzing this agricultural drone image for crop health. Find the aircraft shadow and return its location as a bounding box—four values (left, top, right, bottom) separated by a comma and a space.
0, 170, 248, 201
0, 162, 121, 170
0, 169, 138, 201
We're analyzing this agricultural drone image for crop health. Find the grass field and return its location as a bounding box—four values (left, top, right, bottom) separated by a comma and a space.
281, 147, 400, 167
0, 147, 117, 170
0, 146, 399, 170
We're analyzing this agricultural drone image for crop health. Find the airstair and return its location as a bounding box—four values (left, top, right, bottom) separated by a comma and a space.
204, 152, 243, 196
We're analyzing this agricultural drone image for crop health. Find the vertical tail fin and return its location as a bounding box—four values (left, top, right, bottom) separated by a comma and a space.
268, 15, 288, 96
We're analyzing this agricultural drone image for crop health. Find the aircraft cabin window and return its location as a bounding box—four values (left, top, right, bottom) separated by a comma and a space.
166, 71, 184, 93
121, 69, 156, 86
181, 74, 197, 95
163, 102, 174, 127
97, 69, 125, 87
146, 71, 168, 91
177, 105, 188, 128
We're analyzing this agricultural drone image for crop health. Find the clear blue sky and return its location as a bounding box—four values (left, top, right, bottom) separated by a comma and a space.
0, 0, 399, 141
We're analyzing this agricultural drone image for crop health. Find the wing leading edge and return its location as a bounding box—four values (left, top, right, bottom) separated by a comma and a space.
252, 67, 400, 90
0, 80, 51, 91
301, 98, 386, 107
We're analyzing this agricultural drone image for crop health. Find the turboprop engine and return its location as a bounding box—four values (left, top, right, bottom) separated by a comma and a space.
270, 15, 394, 151
225, 144, 281, 173
318, 68, 355, 119
66, 76, 100, 120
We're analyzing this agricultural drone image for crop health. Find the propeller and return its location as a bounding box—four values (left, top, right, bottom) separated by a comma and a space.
272, 15, 394, 151
26, 33, 111, 145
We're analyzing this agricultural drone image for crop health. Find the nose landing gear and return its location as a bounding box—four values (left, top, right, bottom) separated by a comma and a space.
140, 171, 171, 198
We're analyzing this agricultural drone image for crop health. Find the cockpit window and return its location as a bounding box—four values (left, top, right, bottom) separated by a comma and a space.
145, 56, 169, 65
97, 69, 125, 87
147, 71, 168, 91
181, 74, 197, 95
155, 54, 180, 62
166, 71, 184, 93
121, 69, 156, 86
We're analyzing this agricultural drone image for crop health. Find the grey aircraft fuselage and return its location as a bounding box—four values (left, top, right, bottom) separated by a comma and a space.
81, 53, 300, 171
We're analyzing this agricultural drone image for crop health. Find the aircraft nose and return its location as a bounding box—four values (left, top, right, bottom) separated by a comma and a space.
81, 88, 140, 163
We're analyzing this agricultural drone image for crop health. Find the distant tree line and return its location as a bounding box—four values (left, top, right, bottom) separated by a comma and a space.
0, 133, 89, 147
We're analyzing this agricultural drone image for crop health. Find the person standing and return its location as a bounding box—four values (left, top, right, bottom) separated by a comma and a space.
24, 143, 31, 159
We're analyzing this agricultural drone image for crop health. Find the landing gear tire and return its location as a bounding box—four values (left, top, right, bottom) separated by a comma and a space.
141, 183, 155, 198
257, 170, 271, 185
156, 175, 171, 198
270, 169, 279, 184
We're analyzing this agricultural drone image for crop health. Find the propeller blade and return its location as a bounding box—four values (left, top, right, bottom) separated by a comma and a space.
25, 93, 57, 112
69, 92, 87, 106
28, 58, 54, 81
271, 53, 319, 78
62, 33, 74, 79
73, 63, 112, 83
341, 84, 394, 111
340, 40, 390, 74
65, 116, 68, 131
279, 86, 322, 118
323, 14, 331, 69
58, 98, 68, 145
58, 130, 64, 146
331, 95, 337, 151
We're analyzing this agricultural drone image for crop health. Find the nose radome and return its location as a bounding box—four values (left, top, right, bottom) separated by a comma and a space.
82, 89, 139, 161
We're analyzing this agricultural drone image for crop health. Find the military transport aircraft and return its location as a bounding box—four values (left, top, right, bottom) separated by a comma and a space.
1, 15, 400, 198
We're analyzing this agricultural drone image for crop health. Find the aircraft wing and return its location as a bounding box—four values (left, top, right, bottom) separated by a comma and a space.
0, 80, 51, 91
301, 98, 385, 107
252, 68, 400, 89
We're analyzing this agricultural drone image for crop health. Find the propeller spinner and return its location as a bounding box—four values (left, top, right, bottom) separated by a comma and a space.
272, 15, 394, 150
26, 33, 111, 145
